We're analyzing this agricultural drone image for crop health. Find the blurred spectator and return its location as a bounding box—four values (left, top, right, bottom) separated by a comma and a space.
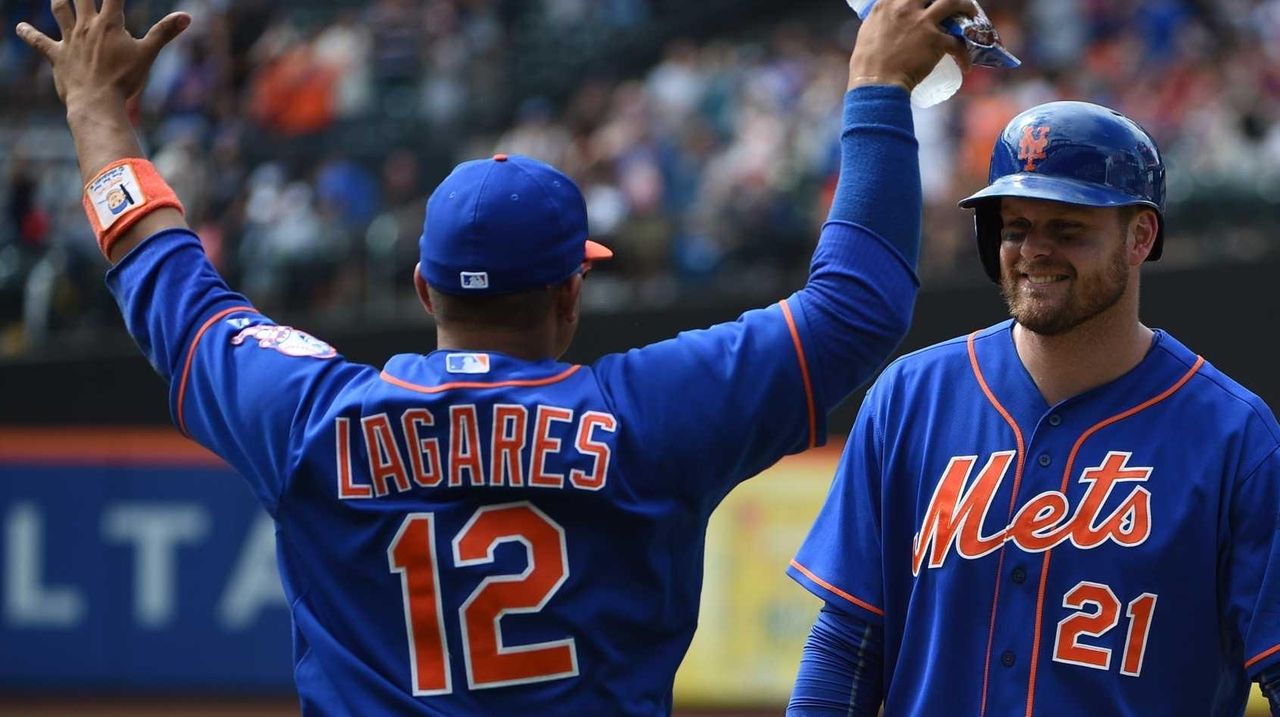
365, 148, 426, 310
249, 33, 338, 136
5, 159, 49, 257
313, 10, 373, 119
153, 131, 214, 226
496, 98, 572, 167
240, 167, 348, 310
316, 154, 380, 235
370, 0, 425, 119
2, 0, 1278, 355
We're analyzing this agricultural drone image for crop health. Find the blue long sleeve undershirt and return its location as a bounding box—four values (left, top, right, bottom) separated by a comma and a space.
827, 85, 921, 268
789, 84, 923, 412
787, 604, 885, 716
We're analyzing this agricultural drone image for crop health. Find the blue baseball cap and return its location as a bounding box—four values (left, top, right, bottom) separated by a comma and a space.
418, 154, 613, 295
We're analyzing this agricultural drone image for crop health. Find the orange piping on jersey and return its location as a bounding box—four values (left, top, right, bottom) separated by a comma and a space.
177, 305, 260, 436
967, 331, 1028, 717
1246, 643, 1280, 670
790, 559, 885, 616
379, 365, 582, 394
780, 299, 817, 450
1024, 355, 1204, 717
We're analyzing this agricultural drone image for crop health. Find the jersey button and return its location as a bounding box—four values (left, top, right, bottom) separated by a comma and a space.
1038, 454, 1052, 467
1001, 651, 1016, 668
1048, 414, 1062, 426
1012, 567, 1027, 584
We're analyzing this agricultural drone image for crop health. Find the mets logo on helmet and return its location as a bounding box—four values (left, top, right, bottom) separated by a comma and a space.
1018, 125, 1051, 171
231, 324, 337, 359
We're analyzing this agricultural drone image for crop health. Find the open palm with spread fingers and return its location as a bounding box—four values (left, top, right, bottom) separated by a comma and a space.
15, 0, 190, 107
15, 0, 193, 260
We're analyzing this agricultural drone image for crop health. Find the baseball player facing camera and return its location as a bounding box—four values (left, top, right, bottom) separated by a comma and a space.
19, 0, 976, 713
786, 102, 1280, 715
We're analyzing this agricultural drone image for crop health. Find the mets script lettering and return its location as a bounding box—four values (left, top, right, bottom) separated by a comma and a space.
912, 451, 1152, 575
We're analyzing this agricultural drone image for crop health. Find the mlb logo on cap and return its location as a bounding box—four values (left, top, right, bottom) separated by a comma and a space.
419, 154, 612, 295
460, 272, 489, 290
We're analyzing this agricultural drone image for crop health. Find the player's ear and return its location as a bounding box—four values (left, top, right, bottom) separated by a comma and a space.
1127, 209, 1159, 266
555, 274, 582, 325
413, 264, 436, 316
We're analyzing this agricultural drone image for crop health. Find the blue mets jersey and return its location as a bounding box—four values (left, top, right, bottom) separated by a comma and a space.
790, 320, 1280, 716
105, 218, 915, 715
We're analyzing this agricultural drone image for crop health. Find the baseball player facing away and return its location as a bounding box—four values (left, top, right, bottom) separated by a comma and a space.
18, 0, 978, 713
786, 101, 1280, 716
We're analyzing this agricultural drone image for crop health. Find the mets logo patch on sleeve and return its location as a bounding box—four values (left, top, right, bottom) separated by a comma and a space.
87, 164, 147, 230
231, 324, 337, 359
446, 353, 490, 374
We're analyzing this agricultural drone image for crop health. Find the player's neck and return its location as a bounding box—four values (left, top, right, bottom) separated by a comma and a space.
1012, 299, 1154, 407
434, 327, 559, 362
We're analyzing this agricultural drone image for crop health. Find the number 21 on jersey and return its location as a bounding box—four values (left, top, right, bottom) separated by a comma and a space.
1053, 580, 1157, 677
388, 501, 578, 694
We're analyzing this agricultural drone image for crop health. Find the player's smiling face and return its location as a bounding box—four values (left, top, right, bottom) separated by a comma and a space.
996, 197, 1138, 336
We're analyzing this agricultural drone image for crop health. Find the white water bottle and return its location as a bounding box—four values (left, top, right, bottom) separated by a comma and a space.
909, 53, 963, 108
846, 0, 965, 108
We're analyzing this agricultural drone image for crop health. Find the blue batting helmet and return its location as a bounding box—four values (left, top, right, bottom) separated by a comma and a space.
958, 101, 1166, 283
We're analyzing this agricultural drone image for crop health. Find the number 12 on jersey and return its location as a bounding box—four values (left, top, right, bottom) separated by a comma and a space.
388, 502, 578, 694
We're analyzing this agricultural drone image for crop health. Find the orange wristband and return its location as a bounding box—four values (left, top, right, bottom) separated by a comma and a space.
82, 158, 185, 258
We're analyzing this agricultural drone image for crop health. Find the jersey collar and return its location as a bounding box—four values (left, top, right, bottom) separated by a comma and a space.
380, 351, 581, 394
969, 320, 1197, 431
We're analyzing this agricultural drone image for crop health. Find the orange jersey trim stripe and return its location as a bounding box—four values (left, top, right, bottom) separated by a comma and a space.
789, 559, 885, 617
968, 331, 1029, 717
380, 365, 582, 394
177, 306, 260, 436
780, 300, 817, 450
1246, 643, 1280, 670
1023, 355, 1204, 717
0, 428, 222, 467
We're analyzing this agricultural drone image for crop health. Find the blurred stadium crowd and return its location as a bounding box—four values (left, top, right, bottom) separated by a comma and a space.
1, 0, 1279, 355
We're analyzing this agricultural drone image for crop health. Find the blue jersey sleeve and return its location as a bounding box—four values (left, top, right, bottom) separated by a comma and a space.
592, 88, 919, 508
592, 221, 912, 508
106, 229, 370, 513
1228, 442, 1280, 679
591, 298, 818, 505
788, 370, 892, 621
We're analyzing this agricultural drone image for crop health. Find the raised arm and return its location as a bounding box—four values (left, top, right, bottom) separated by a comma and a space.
17, 2, 366, 513
17, 0, 190, 263
790, 0, 974, 408
592, 0, 977, 500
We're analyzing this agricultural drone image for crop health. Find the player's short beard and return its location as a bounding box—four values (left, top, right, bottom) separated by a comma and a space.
999, 238, 1130, 337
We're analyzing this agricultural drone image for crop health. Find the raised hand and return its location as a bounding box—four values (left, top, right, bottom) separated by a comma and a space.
15, 0, 193, 261
848, 0, 977, 91
16, 0, 190, 107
